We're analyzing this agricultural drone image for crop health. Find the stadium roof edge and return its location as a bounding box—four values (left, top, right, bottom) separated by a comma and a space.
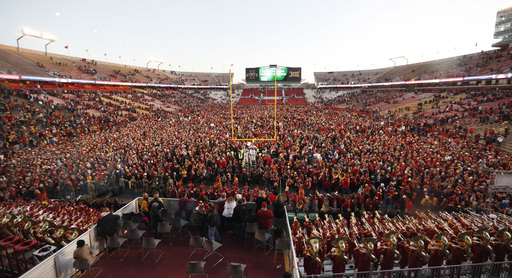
0, 73, 229, 89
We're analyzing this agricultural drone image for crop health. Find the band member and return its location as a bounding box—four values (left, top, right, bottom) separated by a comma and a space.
327, 237, 350, 278
472, 228, 494, 278
303, 236, 324, 277
428, 233, 451, 278
354, 237, 378, 278
407, 235, 428, 278
376, 231, 401, 278
447, 232, 472, 278
491, 228, 512, 277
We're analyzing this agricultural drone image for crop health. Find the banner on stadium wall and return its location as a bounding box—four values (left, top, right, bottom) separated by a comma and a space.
492, 171, 512, 192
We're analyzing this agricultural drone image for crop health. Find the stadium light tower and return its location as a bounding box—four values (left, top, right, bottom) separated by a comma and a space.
389, 56, 408, 67
17, 27, 57, 56
147, 59, 164, 71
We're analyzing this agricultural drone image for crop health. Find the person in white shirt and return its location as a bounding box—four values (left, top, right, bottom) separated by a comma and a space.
223, 196, 237, 234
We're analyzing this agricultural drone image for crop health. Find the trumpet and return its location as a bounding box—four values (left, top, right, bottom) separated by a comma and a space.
361, 211, 377, 238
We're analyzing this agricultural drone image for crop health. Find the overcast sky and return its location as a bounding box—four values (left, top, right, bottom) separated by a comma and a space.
0, 0, 510, 83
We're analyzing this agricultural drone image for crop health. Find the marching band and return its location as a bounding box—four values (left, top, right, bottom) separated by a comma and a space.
292, 210, 512, 277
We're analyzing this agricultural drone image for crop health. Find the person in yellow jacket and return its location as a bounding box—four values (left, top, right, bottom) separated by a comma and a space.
141, 192, 150, 219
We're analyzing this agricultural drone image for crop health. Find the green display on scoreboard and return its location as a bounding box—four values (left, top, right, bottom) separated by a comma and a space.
259, 67, 288, 82
245, 66, 301, 83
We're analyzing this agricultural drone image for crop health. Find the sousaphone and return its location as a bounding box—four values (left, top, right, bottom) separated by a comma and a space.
331, 236, 350, 263
13, 213, 27, 238
23, 218, 38, 241
36, 219, 56, 243
306, 236, 324, 269
62, 228, 83, 246
1, 213, 15, 236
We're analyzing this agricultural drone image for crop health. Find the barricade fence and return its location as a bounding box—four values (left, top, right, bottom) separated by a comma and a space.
302, 261, 512, 278
284, 207, 301, 278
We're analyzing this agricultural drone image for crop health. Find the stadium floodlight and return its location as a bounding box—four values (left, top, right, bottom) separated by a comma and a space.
17, 27, 57, 56
147, 58, 164, 71
389, 56, 408, 67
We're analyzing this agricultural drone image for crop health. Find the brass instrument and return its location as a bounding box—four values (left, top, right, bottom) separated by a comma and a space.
37, 219, 56, 243
457, 232, 473, 258
361, 211, 377, 238
306, 236, 325, 269
13, 213, 27, 238
384, 215, 407, 242
52, 226, 67, 247
336, 214, 349, 236
23, 219, 38, 241
350, 212, 360, 246
62, 228, 83, 245
474, 227, 495, 257
361, 237, 378, 264
497, 228, 512, 253
331, 236, 350, 264
412, 235, 429, 263
433, 232, 451, 261
383, 231, 402, 261
1, 212, 15, 236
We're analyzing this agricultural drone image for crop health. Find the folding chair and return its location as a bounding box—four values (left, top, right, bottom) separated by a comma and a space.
106, 235, 130, 261
186, 261, 208, 277
131, 213, 143, 226
189, 236, 205, 259
202, 239, 224, 267
227, 262, 247, 278
157, 221, 174, 244
172, 216, 191, 241
244, 222, 258, 246
141, 237, 163, 263
274, 238, 290, 263
122, 219, 136, 231
125, 227, 145, 249
254, 230, 273, 255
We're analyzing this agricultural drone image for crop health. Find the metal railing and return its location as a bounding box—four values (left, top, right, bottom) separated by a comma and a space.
302, 260, 512, 278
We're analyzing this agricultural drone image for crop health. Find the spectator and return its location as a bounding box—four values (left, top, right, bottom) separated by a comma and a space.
223, 196, 236, 234
207, 202, 221, 241
232, 198, 248, 243
73, 239, 97, 268
257, 202, 274, 247
150, 202, 163, 238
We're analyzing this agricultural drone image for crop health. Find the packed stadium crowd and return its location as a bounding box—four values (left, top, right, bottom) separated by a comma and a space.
2, 76, 512, 277
1, 85, 511, 219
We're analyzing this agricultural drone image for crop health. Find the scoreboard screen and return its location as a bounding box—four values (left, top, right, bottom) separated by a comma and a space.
245, 66, 301, 84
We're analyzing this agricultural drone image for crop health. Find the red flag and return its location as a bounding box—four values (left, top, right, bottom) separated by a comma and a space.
64, 45, 68, 49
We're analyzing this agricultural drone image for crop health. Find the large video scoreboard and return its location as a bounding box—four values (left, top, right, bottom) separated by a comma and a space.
245, 66, 301, 84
